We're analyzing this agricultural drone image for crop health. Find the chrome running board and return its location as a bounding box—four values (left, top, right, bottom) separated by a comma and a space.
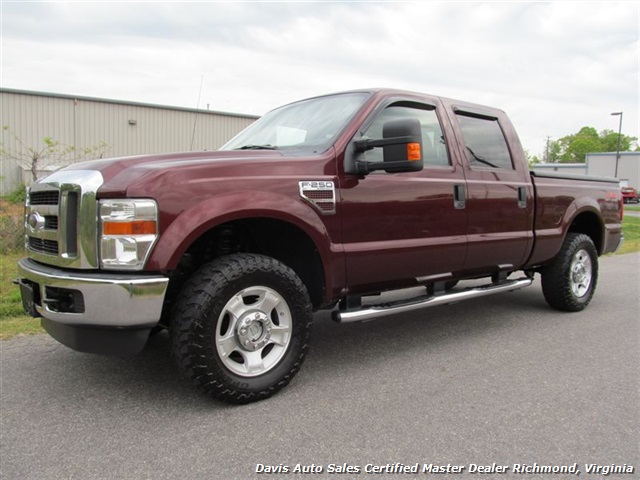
333, 277, 533, 323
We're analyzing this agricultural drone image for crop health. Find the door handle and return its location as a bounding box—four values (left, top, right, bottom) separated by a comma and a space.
454, 184, 466, 209
517, 187, 527, 209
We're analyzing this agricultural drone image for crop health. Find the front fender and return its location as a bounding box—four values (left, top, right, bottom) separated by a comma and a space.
146, 190, 334, 272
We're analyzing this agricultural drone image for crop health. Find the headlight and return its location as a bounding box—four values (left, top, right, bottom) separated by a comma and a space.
99, 199, 159, 270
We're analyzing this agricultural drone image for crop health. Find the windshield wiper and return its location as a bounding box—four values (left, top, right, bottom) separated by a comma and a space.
466, 146, 499, 169
235, 144, 277, 150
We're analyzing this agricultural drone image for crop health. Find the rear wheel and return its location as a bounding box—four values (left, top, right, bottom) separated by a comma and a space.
170, 254, 313, 404
541, 233, 598, 312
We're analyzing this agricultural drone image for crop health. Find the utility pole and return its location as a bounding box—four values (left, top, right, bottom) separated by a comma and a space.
611, 112, 623, 178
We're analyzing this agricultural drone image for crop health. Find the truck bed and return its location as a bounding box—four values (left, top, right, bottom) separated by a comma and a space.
528, 171, 622, 266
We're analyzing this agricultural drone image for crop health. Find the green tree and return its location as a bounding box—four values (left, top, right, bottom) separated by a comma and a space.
1, 126, 108, 183
546, 140, 562, 163
524, 149, 542, 169
547, 126, 637, 164
600, 129, 634, 152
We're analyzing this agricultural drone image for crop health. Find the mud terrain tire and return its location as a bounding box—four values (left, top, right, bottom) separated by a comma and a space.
541, 233, 598, 312
170, 254, 313, 404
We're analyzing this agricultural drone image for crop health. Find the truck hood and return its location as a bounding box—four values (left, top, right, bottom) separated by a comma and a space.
62, 150, 295, 197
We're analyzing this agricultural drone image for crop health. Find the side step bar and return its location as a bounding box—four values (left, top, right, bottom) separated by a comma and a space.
333, 277, 533, 323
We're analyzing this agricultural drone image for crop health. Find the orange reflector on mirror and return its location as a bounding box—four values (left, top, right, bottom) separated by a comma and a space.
407, 143, 421, 161
103, 221, 157, 235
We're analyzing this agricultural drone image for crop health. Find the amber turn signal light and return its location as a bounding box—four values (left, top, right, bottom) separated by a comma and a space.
103, 221, 157, 235
407, 142, 421, 161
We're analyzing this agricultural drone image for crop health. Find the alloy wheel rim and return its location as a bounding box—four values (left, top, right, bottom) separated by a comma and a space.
215, 286, 292, 377
569, 249, 592, 298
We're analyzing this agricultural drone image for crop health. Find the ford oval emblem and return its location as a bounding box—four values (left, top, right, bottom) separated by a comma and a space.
28, 212, 45, 231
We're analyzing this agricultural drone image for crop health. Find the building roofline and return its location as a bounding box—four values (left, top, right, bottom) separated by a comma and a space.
586, 151, 640, 157
0, 87, 260, 120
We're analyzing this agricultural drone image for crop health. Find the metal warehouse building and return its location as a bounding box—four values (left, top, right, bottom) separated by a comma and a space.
0, 88, 258, 195
534, 152, 640, 190
584, 152, 640, 189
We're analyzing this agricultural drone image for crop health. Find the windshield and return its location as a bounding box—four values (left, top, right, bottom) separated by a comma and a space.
220, 92, 370, 152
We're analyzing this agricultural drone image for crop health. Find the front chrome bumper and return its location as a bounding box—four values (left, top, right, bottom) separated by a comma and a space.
17, 258, 169, 328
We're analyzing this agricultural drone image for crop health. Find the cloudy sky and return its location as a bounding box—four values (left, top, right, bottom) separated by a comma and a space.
1, 1, 638, 157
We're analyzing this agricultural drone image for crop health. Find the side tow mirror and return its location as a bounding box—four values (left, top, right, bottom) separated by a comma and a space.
353, 118, 424, 175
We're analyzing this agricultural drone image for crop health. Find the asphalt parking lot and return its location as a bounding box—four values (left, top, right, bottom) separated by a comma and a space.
1, 253, 638, 480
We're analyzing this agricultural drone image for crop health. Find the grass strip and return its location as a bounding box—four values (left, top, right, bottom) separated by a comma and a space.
1, 251, 43, 338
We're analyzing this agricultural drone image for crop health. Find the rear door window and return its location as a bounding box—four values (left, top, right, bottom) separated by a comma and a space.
455, 113, 514, 170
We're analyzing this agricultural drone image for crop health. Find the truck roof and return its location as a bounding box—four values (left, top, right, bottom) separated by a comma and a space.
286, 88, 507, 116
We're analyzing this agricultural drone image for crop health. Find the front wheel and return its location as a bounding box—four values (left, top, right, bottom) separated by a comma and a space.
541, 233, 599, 312
170, 254, 313, 404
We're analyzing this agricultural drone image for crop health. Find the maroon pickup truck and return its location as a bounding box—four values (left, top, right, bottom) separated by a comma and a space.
17, 89, 623, 403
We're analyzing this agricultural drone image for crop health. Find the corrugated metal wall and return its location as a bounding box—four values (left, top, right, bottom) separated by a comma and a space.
1, 89, 257, 194
586, 153, 640, 188
535, 154, 639, 189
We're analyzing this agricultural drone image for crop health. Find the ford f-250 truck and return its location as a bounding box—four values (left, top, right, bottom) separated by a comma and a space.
17, 89, 623, 403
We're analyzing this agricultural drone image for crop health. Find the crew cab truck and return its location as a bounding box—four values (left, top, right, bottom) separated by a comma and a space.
17, 89, 623, 404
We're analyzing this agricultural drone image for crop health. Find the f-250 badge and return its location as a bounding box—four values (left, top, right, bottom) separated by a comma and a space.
299, 181, 336, 215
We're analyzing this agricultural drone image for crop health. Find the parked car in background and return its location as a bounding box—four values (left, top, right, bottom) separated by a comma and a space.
621, 186, 639, 204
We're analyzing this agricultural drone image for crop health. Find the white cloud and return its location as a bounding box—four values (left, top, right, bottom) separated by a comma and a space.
1, 1, 638, 156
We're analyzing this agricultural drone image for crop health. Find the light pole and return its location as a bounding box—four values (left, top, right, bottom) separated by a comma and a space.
611, 112, 623, 178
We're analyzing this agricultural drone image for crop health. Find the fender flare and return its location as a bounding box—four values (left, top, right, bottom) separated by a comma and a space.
557, 196, 605, 253
146, 190, 334, 272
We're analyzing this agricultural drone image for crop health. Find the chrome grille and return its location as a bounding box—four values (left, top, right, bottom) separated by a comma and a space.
44, 216, 58, 230
26, 189, 60, 259
29, 191, 60, 205
28, 237, 59, 255
25, 170, 103, 269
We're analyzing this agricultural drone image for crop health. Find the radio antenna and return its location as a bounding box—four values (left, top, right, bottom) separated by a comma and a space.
190, 75, 204, 150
